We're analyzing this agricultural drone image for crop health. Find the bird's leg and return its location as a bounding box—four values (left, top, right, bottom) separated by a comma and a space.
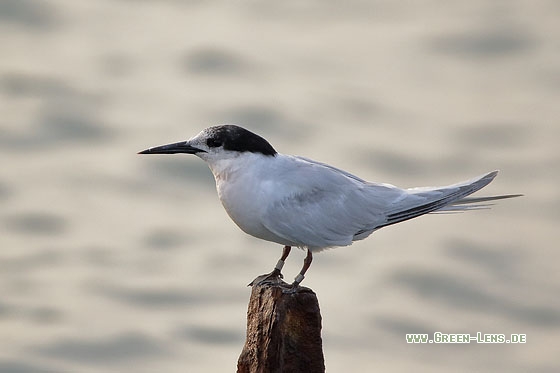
248, 246, 291, 286
272, 245, 291, 279
285, 249, 313, 292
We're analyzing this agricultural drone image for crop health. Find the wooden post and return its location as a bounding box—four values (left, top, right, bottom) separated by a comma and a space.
237, 277, 325, 373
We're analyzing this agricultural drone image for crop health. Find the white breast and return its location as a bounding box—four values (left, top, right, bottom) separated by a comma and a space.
207, 154, 295, 246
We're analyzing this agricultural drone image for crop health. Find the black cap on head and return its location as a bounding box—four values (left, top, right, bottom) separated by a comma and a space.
205, 125, 277, 156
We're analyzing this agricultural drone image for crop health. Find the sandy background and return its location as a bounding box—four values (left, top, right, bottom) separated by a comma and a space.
1, 1, 559, 372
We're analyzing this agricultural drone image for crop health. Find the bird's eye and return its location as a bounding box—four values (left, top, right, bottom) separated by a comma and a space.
206, 138, 223, 148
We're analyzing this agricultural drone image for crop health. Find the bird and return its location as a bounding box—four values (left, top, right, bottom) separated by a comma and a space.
139, 124, 520, 290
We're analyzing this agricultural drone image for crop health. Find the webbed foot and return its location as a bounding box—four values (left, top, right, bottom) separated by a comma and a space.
248, 268, 283, 286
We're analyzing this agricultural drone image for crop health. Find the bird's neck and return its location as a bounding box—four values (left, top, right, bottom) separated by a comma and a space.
207, 158, 240, 183
206, 152, 265, 183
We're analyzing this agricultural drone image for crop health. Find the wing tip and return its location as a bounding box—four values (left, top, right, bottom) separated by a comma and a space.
484, 170, 499, 180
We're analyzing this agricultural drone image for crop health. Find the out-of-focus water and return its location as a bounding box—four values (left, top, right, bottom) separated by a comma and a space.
1, 1, 558, 372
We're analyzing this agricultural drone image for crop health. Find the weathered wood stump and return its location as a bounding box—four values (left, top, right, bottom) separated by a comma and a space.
237, 276, 325, 373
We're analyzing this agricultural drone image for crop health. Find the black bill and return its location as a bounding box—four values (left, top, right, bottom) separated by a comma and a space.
138, 141, 205, 155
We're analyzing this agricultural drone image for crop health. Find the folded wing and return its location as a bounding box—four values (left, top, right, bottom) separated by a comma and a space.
262, 161, 513, 251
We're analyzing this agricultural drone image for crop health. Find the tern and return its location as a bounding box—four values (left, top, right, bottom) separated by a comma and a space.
139, 124, 519, 290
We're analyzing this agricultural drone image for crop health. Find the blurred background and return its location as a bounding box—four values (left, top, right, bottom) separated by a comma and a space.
1, 1, 559, 372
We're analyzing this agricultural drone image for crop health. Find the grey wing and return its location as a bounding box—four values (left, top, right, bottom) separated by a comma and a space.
381, 171, 499, 227
262, 166, 504, 250
261, 158, 406, 250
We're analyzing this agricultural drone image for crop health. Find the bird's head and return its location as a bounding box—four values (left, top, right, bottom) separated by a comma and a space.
138, 124, 277, 165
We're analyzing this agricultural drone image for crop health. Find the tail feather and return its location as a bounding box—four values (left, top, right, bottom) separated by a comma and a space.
444, 193, 523, 206
381, 171, 515, 227
437, 193, 523, 213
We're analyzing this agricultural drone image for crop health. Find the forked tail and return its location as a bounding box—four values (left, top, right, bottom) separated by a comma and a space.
381, 171, 521, 228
